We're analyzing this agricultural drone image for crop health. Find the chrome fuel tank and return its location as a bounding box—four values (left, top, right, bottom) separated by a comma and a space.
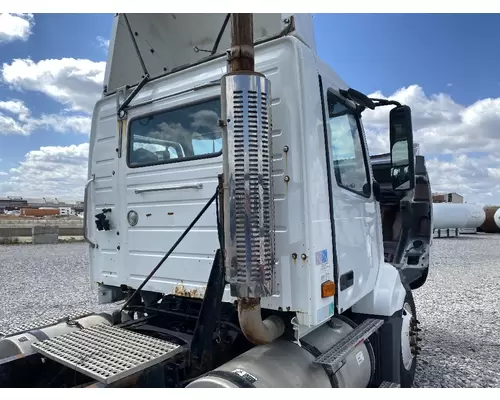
187, 317, 374, 388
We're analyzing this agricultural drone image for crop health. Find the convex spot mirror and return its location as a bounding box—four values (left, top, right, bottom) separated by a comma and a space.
389, 105, 415, 192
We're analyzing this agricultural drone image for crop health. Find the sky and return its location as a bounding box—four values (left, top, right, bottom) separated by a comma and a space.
0, 13, 499, 204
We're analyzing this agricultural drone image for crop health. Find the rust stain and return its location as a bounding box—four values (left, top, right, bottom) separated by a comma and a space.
173, 282, 205, 299
284, 145, 289, 170
238, 296, 260, 311
117, 119, 127, 138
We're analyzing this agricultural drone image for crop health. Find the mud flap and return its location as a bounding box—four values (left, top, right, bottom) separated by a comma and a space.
376, 311, 402, 386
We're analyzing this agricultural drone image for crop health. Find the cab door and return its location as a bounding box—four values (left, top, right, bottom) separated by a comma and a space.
320, 77, 383, 312
118, 91, 223, 297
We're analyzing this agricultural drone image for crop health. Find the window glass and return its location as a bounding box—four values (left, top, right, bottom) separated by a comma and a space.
327, 92, 370, 196
129, 99, 222, 167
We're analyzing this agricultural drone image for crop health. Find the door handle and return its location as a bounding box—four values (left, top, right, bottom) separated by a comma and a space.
134, 183, 203, 194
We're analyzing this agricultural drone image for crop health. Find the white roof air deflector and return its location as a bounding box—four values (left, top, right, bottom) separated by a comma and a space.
103, 13, 316, 94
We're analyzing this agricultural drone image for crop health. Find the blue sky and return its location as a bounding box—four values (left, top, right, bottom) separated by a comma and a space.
314, 13, 500, 105
0, 13, 499, 203
0, 14, 113, 173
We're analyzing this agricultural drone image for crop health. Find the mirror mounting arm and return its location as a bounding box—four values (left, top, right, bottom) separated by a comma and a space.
369, 98, 402, 108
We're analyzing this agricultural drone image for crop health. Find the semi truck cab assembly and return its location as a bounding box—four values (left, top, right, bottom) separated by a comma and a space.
0, 13, 432, 388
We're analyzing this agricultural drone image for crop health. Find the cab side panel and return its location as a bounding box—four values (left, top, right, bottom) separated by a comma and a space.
87, 100, 123, 288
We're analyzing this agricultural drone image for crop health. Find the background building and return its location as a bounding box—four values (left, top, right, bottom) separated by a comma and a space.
432, 192, 464, 204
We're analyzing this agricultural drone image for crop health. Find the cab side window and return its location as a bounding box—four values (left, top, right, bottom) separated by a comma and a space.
128, 98, 222, 168
326, 92, 371, 197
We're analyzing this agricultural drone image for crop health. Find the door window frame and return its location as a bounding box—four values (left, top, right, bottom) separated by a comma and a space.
126, 96, 222, 169
324, 89, 372, 199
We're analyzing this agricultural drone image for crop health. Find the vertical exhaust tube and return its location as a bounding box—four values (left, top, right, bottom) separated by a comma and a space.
220, 14, 284, 345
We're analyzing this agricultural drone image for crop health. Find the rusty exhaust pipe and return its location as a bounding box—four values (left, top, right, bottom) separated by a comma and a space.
237, 298, 285, 345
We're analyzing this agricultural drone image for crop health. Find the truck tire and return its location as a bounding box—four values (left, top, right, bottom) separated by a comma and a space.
400, 288, 418, 387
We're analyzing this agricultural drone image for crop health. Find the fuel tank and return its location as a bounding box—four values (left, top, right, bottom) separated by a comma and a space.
186, 317, 374, 388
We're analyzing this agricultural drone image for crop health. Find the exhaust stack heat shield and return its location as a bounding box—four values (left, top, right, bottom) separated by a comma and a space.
221, 72, 276, 298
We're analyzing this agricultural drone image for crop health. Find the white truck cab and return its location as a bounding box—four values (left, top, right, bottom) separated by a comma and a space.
0, 13, 432, 389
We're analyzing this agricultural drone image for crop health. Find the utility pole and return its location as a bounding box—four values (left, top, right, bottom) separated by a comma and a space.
228, 14, 254, 73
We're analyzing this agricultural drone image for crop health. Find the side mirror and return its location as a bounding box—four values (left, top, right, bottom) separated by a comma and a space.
389, 105, 415, 191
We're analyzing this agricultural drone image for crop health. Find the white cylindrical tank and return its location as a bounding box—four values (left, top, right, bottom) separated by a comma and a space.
494, 208, 500, 229
432, 203, 486, 230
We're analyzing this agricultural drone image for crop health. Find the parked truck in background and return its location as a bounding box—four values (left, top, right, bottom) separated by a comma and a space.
0, 13, 433, 388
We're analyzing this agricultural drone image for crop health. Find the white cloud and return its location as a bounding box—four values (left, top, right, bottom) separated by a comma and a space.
362, 84, 500, 156
360, 84, 500, 204
96, 36, 110, 51
0, 171, 8, 176
34, 114, 91, 134
0, 99, 90, 136
0, 99, 29, 118
425, 154, 500, 205
0, 13, 34, 44
446, 83, 453, 87
0, 113, 27, 135
1, 58, 105, 114
0, 143, 89, 198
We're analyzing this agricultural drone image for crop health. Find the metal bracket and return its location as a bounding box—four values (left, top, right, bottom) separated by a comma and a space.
291, 316, 302, 347
116, 86, 128, 159
313, 318, 384, 370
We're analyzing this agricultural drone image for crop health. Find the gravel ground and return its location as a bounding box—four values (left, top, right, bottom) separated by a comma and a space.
1, 235, 500, 387
413, 233, 500, 388
0, 243, 116, 331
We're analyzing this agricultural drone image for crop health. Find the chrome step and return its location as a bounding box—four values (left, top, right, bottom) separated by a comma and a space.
31, 323, 182, 385
0, 310, 94, 337
379, 381, 400, 388
313, 318, 384, 369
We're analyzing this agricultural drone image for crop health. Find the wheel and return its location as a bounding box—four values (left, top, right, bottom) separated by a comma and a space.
400, 288, 420, 387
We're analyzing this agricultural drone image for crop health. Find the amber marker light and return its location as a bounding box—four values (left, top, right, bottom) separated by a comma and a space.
321, 280, 336, 298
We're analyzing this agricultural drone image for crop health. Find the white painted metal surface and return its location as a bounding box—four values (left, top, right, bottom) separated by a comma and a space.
90, 36, 340, 330
104, 14, 316, 94
89, 14, 406, 334
318, 62, 384, 313
432, 203, 485, 230
351, 260, 406, 317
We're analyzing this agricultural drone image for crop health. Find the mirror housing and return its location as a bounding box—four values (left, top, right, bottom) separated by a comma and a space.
389, 105, 415, 192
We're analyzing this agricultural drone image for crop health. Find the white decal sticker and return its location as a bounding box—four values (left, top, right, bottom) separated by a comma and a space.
232, 368, 257, 383
356, 351, 364, 365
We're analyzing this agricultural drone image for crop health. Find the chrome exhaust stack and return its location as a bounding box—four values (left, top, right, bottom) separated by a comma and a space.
220, 14, 283, 345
